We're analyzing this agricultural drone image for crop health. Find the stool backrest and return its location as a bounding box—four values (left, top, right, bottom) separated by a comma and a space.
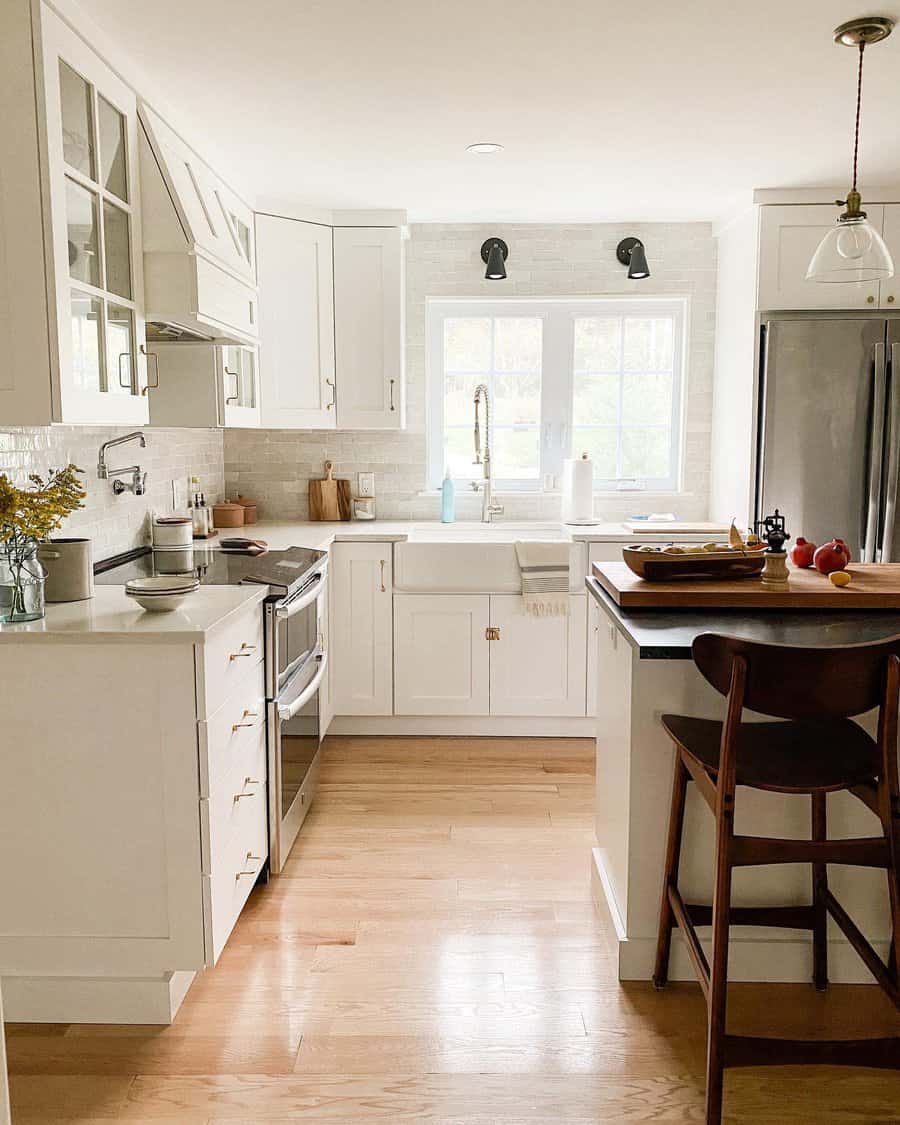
692, 631, 900, 720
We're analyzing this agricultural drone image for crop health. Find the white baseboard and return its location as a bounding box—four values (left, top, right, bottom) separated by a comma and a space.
1, 970, 195, 1024
330, 715, 597, 737
590, 849, 887, 986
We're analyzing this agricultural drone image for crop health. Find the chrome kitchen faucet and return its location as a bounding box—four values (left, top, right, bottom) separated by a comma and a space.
97, 431, 147, 496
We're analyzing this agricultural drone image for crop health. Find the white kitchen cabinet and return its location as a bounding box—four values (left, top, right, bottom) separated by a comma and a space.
257, 214, 336, 428
0, 2, 149, 425
146, 342, 259, 427
333, 226, 404, 429
490, 596, 587, 717
758, 204, 882, 310
331, 543, 393, 715
392, 592, 586, 718
0, 595, 268, 1022
394, 594, 490, 715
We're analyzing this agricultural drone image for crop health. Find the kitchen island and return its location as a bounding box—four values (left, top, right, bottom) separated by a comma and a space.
586, 568, 900, 984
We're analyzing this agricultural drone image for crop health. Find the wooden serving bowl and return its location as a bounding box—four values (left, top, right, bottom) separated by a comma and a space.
622, 546, 767, 582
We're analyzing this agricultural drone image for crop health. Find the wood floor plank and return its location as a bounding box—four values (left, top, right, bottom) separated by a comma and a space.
8, 734, 898, 1124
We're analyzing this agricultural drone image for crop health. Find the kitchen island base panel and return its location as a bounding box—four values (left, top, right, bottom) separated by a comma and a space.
0, 970, 195, 1024
592, 616, 892, 984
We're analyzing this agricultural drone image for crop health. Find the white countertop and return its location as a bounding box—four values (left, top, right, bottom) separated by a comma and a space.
0, 584, 267, 643
238, 519, 730, 551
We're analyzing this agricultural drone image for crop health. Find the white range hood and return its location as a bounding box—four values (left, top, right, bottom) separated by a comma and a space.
138, 103, 258, 345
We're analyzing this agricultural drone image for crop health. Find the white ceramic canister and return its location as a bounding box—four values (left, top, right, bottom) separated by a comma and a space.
152, 516, 194, 550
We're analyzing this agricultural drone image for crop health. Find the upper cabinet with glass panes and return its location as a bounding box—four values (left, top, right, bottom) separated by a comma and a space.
138, 104, 255, 286
38, 5, 148, 424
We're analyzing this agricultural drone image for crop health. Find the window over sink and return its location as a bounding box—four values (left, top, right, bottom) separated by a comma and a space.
427, 297, 687, 492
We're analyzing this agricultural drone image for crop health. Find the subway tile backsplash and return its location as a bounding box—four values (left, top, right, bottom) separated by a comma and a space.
225, 221, 717, 523
0, 426, 223, 560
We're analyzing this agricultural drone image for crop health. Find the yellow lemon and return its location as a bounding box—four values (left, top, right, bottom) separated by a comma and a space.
829, 570, 851, 587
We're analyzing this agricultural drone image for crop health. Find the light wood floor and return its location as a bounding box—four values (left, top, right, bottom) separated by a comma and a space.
7, 736, 900, 1123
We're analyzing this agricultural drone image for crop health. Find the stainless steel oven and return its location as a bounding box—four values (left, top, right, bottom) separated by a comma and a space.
265, 560, 328, 872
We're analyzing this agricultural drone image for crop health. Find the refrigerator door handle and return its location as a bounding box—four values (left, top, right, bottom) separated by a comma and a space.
863, 342, 887, 562
880, 343, 900, 564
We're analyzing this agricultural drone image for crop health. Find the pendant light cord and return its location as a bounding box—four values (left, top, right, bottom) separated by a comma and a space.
852, 42, 865, 193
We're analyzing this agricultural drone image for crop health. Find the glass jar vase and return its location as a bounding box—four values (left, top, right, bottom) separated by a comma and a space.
0, 541, 47, 623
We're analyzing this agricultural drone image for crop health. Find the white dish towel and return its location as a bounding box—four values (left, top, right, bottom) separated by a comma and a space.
515, 541, 570, 617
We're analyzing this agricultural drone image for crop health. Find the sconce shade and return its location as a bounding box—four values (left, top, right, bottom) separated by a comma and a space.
481, 238, 508, 280
616, 236, 650, 279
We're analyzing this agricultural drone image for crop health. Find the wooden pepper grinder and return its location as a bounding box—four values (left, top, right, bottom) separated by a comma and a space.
757, 509, 790, 588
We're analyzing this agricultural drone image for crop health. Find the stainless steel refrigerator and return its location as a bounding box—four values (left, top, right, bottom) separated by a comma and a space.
756, 317, 900, 563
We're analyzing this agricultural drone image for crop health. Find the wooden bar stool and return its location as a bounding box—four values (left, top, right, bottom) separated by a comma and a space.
653, 632, 900, 1124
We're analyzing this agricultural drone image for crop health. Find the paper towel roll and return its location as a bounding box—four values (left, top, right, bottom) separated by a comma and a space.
561, 454, 596, 524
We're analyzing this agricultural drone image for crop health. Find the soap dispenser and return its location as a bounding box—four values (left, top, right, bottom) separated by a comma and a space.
441, 468, 455, 523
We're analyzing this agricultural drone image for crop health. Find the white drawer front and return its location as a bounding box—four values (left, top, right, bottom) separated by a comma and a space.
200, 605, 264, 718
199, 660, 266, 796
203, 800, 267, 964
201, 737, 267, 876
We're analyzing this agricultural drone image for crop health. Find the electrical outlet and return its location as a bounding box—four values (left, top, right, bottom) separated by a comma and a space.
357, 472, 375, 497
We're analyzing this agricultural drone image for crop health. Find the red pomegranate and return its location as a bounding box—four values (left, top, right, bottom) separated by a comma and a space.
813, 541, 849, 576
790, 537, 816, 568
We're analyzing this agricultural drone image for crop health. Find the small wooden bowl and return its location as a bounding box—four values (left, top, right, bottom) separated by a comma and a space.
622, 546, 767, 582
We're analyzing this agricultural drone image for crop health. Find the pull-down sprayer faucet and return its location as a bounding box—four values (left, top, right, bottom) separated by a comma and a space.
473, 384, 503, 523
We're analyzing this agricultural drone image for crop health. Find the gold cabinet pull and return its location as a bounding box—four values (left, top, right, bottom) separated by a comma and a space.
231, 709, 259, 731
243, 777, 260, 786
229, 642, 257, 661
380, 559, 386, 592
233, 791, 256, 802
485, 626, 500, 641
389, 378, 396, 412
326, 377, 336, 410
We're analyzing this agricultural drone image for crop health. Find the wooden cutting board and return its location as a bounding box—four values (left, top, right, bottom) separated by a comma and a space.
308, 461, 352, 522
592, 561, 900, 609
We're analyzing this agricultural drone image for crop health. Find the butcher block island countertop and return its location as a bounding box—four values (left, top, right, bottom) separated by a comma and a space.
592, 560, 900, 609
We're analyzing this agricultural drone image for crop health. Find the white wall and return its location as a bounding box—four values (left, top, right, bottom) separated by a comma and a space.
709, 208, 759, 526
226, 221, 717, 521
0, 426, 223, 559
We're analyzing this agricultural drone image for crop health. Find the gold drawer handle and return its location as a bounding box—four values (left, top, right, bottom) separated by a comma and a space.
229, 642, 257, 661
233, 791, 256, 802
232, 709, 259, 731
380, 559, 386, 592
236, 853, 262, 880
236, 869, 256, 879
244, 777, 260, 786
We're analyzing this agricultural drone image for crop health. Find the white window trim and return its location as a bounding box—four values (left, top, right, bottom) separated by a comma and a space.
426, 295, 689, 493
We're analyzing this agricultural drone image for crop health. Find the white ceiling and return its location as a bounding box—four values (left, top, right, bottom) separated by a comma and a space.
76, 0, 900, 223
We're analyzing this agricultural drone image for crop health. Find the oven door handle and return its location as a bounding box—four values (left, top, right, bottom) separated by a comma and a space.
274, 571, 324, 620
277, 652, 327, 722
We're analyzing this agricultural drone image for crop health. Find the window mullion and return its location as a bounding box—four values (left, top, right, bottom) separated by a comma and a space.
542, 307, 569, 487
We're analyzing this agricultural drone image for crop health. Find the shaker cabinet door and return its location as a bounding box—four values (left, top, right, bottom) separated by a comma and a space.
333, 226, 404, 429
331, 544, 393, 715
393, 594, 490, 715
257, 214, 336, 429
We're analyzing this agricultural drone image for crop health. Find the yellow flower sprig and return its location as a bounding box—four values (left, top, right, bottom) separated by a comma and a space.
0, 464, 86, 544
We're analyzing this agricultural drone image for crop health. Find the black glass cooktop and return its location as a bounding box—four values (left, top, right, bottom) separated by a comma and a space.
95, 545, 326, 594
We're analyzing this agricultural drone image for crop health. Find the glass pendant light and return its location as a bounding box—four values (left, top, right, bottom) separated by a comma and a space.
807, 17, 895, 284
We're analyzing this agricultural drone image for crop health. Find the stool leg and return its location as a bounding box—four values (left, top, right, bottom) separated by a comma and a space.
706, 780, 736, 1125
653, 752, 689, 990
812, 791, 828, 992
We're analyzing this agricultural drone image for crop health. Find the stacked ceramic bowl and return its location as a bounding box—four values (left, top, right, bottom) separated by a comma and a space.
125, 575, 199, 613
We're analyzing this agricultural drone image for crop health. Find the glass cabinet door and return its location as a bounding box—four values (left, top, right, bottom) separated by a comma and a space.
221, 346, 260, 427
44, 7, 147, 423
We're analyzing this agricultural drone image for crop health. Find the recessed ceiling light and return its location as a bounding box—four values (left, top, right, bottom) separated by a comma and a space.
466, 142, 504, 154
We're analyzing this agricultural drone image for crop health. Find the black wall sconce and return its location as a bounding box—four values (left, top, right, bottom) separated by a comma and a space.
481, 238, 508, 280
616, 237, 650, 279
